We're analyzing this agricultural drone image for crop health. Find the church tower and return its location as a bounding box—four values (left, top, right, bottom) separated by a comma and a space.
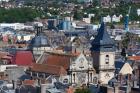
90, 23, 115, 84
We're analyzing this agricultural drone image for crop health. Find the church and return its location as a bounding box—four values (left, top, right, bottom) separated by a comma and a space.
69, 22, 116, 85
90, 23, 115, 84
26, 22, 116, 86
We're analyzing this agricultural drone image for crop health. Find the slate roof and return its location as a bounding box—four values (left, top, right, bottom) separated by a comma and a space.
28, 32, 50, 50
91, 23, 115, 52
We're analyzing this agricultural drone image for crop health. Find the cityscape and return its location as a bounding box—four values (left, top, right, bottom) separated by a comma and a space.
0, 0, 140, 93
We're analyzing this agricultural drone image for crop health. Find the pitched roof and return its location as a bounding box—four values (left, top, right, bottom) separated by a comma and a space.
37, 52, 71, 70
14, 51, 35, 66
91, 23, 115, 52
30, 63, 67, 76
91, 23, 114, 46
128, 56, 140, 61
119, 63, 133, 75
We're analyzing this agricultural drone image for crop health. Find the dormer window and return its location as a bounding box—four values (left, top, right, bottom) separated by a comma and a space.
105, 55, 109, 64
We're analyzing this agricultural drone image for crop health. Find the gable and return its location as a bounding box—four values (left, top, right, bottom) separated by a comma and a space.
119, 63, 133, 75
73, 53, 90, 70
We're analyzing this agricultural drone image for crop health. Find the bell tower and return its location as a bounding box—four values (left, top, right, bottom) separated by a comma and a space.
90, 23, 115, 84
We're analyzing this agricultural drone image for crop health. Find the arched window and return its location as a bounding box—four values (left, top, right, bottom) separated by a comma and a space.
73, 73, 75, 83
105, 55, 109, 64
90, 73, 92, 82
93, 77, 97, 84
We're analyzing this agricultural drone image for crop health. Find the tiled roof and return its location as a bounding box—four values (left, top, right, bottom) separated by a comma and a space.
0, 51, 9, 59
37, 51, 90, 70
30, 63, 67, 76
14, 51, 35, 66
23, 80, 36, 85
128, 56, 140, 61
1, 55, 12, 60
38, 52, 71, 70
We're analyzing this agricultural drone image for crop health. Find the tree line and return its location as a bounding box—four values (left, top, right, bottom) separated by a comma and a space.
0, 8, 43, 23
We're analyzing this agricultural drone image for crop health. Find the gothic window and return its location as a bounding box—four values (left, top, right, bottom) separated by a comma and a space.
105, 55, 109, 64
73, 73, 75, 83
90, 73, 92, 82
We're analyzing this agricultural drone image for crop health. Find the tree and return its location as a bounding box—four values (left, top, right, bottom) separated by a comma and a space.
73, 10, 83, 20
0, 8, 44, 23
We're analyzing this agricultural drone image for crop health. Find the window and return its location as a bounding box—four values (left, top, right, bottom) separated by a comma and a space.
93, 77, 97, 84
90, 73, 92, 82
63, 79, 68, 84
32, 72, 36, 77
73, 73, 75, 83
105, 55, 109, 64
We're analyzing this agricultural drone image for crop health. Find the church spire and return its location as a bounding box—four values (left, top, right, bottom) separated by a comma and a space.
91, 23, 115, 52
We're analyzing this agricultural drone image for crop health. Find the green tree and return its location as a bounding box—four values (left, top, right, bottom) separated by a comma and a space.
73, 10, 83, 20
0, 8, 44, 23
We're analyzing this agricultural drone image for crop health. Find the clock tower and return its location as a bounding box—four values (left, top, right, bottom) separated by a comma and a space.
90, 23, 115, 84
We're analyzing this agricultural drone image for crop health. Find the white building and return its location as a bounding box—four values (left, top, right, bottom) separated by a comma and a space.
0, 23, 25, 30
137, 9, 140, 16
0, 0, 9, 2
83, 18, 91, 23
112, 15, 121, 22
0, 65, 17, 72
103, 15, 111, 23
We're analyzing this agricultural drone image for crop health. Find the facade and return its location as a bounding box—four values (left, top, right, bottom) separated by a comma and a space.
91, 23, 115, 84
69, 53, 96, 86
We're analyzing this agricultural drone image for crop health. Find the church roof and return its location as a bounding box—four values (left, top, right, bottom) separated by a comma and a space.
28, 33, 50, 50
91, 23, 115, 52
91, 23, 114, 46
